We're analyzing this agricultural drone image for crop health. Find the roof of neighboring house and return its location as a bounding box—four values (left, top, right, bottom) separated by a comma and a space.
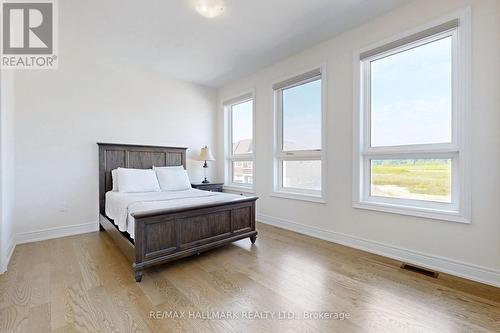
233, 139, 308, 154
233, 139, 253, 154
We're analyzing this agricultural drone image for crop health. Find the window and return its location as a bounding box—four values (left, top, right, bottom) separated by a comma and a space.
224, 94, 254, 190
273, 68, 326, 201
354, 13, 471, 222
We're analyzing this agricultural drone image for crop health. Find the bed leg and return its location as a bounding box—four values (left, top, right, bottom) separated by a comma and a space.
134, 270, 143, 283
250, 235, 257, 244
99, 223, 105, 231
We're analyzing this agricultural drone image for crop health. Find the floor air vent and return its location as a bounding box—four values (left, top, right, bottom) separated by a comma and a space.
401, 263, 439, 278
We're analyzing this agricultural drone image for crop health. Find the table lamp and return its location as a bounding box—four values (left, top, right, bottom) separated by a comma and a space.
198, 145, 215, 183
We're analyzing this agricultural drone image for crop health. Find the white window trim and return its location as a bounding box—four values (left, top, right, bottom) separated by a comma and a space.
352, 8, 471, 223
272, 65, 328, 203
223, 91, 256, 193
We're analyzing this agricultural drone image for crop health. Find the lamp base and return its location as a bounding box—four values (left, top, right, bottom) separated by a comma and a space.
202, 178, 210, 184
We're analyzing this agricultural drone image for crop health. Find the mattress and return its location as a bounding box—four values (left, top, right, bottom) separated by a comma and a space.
105, 189, 242, 239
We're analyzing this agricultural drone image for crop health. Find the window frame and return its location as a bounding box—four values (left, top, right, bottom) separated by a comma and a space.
223, 92, 256, 192
353, 9, 471, 223
272, 66, 327, 203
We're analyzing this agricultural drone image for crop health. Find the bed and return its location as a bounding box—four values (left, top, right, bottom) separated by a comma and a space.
98, 143, 258, 282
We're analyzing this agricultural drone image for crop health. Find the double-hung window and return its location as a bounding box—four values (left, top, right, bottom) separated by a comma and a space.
224, 94, 254, 191
354, 12, 471, 222
273, 68, 326, 202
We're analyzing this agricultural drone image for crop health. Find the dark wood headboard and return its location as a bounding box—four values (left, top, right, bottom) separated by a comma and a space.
98, 143, 187, 214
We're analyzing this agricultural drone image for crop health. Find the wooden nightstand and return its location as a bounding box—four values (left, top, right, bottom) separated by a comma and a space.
191, 182, 224, 192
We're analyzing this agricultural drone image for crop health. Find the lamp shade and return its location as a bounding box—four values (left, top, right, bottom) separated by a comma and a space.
198, 146, 215, 161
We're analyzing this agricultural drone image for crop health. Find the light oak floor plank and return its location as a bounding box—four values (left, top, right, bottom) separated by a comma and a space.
0, 222, 499, 333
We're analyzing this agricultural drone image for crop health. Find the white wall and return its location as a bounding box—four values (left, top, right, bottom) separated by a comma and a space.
217, 0, 500, 284
12, 11, 218, 237
0, 70, 15, 273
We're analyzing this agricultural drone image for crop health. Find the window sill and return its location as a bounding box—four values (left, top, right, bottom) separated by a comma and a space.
223, 185, 255, 194
271, 191, 326, 204
353, 200, 470, 224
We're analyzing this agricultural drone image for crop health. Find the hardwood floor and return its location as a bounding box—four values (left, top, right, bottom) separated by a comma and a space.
1, 222, 499, 332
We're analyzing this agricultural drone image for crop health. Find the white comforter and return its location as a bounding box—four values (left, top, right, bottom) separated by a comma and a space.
105, 189, 241, 239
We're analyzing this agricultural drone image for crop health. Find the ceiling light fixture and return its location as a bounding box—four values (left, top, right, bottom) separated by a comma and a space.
195, 0, 225, 19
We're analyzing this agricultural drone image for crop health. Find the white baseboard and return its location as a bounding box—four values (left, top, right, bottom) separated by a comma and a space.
0, 237, 16, 274
15, 221, 99, 245
257, 213, 500, 288
1, 222, 98, 274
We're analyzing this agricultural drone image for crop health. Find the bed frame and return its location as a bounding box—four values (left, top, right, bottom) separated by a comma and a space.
98, 143, 258, 282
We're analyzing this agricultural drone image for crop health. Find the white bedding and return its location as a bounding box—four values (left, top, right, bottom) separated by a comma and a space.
105, 189, 241, 239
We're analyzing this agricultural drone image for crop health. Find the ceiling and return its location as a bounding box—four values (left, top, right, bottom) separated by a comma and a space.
64, 0, 410, 87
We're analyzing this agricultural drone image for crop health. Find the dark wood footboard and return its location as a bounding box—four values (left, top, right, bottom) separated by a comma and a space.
131, 197, 257, 282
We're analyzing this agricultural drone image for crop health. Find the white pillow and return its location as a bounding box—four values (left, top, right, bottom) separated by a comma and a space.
154, 165, 183, 170
154, 166, 191, 191
111, 169, 118, 191
117, 168, 160, 193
